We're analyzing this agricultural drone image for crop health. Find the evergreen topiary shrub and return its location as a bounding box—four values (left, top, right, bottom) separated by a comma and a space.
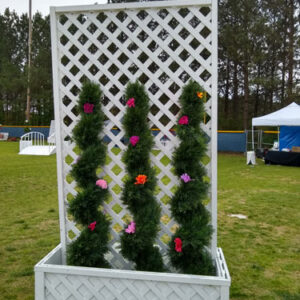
120, 81, 164, 272
168, 81, 215, 275
67, 81, 110, 268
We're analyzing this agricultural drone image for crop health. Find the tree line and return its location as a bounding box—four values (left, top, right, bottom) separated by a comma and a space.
0, 0, 299, 128
219, 0, 299, 129
0, 9, 52, 126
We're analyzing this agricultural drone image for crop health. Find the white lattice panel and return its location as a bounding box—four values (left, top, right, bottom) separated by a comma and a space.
45, 273, 222, 300
50, 0, 218, 269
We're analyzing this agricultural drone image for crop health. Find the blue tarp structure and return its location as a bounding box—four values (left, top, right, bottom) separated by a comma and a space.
218, 132, 246, 152
0, 126, 50, 138
280, 126, 300, 151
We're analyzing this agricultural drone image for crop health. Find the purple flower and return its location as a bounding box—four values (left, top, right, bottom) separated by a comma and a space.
180, 173, 191, 183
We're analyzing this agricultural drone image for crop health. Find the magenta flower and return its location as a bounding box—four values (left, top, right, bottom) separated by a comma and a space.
88, 221, 96, 231
180, 173, 191, 183
125, 221, 136, 234
96, 179, 108, 189
126, 98, 135, 108
130, 136, 140, 146
174, 237, 182, 252
178, 115, 189, 125
83, 102, 94, 114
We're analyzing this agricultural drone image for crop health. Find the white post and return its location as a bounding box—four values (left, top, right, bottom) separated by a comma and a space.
50, 6, 68, 264
210, 0, 218, 259
34, 270, 45, 300
252, 126, 254, 150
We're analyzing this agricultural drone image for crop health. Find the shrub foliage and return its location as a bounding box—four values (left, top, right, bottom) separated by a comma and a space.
168, 81, 215, 275
120, 82, 164, 272
67, 81, 110, 268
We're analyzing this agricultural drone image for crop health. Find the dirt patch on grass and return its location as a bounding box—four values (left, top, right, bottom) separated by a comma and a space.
218, 152, 244, 156
37, 219, 58, 231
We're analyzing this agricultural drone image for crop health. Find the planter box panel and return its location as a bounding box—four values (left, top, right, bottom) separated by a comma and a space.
35, 245, 230, 300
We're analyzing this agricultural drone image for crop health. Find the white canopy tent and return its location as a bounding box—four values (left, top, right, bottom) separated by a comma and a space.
252, 102, 300, 126
251, 102, 300, 149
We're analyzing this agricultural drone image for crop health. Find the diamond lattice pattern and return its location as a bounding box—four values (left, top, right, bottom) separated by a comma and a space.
54, 2, 214, 269
45, 273, 221, 300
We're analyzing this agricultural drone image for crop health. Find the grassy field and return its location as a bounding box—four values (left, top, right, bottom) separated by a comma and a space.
0, 142, 59, 300
0, 141, 299, 299
218, 154, 300, 299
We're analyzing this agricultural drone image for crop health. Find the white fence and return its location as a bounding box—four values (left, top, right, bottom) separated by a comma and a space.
19, 132, 45, 152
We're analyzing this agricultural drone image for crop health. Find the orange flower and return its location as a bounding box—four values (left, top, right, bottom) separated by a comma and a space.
135, 174, 147, 185
197, 92, 204, 99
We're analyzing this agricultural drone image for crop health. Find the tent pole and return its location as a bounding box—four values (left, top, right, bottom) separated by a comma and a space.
252, 126, 254, 150
278, 127, 280, 150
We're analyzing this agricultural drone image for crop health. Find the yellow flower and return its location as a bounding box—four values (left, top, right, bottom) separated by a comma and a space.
197, 92, 204, 99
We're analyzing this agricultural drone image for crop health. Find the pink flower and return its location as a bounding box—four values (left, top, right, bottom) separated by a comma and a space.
180, 173, 191, 183
88, 221, 96, 231
96, 179, 108, 189
126, 98, 135, 108
174, 237, 182, 252
130, 136, 140, 146
83, 102, 94, 114
125, 221, 136, 234
178, 115, 189, 125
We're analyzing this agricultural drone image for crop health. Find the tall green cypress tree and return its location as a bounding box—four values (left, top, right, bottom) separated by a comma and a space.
120, 81, 164, 272
168, 81, 215, 275
67, 81, 110, 268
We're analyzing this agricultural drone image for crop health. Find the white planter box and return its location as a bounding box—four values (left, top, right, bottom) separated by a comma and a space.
35, 245, 230, 300
41, 2, 231, 299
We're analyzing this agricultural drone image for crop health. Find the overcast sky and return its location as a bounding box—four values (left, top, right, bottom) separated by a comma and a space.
0, 0, 107, 16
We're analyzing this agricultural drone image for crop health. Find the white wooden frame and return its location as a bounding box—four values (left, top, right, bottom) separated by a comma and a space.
51, 0, 218, 268
35, 1, 230, 299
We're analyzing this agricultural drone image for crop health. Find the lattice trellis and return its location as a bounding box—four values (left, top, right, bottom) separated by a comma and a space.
51, 0, 218, 270
45, 273, 222, 300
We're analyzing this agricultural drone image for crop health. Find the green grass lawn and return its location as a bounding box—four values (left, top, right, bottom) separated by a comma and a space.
0, 142, 299, 299
218, 153, 300, 300
0, 142, 59, 300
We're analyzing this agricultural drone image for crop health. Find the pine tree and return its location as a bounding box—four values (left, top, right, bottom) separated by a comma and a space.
168, 81, 215, 275
67, 81, 110, 268
120, 81, 164, 272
